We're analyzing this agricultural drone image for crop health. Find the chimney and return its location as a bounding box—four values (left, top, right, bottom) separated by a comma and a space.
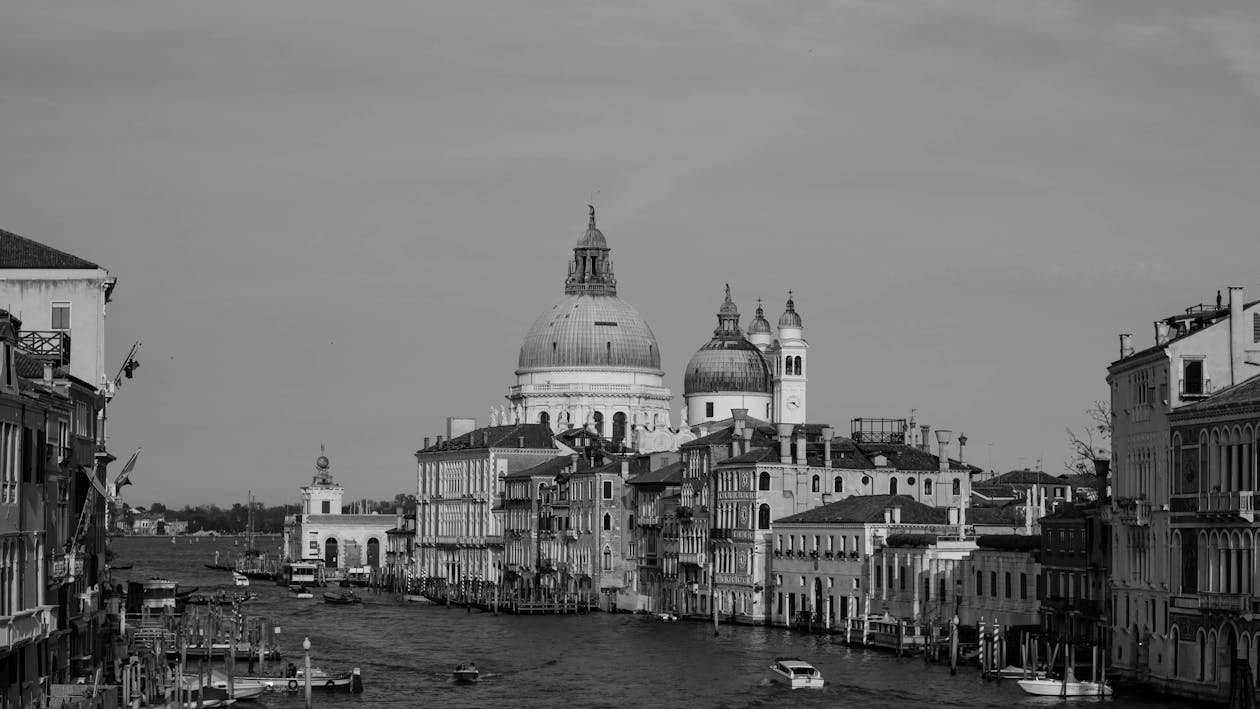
795, 432, 807, 464
1119, 333, 1134, 359
621, 459, 630, 478
424, 436, 430, 449
776, 423, 794, 463
920, 426, 931, 452
1154, 321, 1170, 347
732, 408, 747, 436
891, 506, 901, 524
948, 507, 959, 525
935, 429, 952, 471
1229, 286, 1245, 386
42, 362, 53, 386
821, 427, 835, 467
741, 425, 754, 455
518, 435, 526, 448
883, 508, 892, 524
435, 435, 444, 447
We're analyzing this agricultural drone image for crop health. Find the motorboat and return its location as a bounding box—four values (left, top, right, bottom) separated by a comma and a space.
289, 584, 313, 599
184, 591, 256, 606
656, 612, 678, 622
1016, 678, 1113, 697
323, 591, 363, 604
997, 664, 1046, 680
769, 658, 824, 689
233, 572, 250, 587
182, 670, 265, 700
452, 664, 480, 683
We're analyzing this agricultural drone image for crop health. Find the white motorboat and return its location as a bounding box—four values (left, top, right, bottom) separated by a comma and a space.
997, 664, 1046, 680
183, 670, 265, 700
452, 664, 480, 683
769, 658, 825, 689
233, 572, 250, 587
1016, 678, 1112, 697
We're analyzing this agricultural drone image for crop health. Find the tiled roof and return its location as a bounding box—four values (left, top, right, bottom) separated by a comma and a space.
0, 228, 100, 269
416, 423, 556, 454
1173, 374, 1260, 416
13, 351, 46, 378
627, 460, 684, 486
989, 470, 1067, 486
503, 455, 572, 480
777, 494, 948, 525
968, 506, 1023, 526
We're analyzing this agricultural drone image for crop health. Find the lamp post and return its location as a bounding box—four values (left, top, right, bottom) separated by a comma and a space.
302, 636, 311, 709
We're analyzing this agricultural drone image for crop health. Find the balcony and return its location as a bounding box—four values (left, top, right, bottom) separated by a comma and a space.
1115, 497, 1152, 526
679, 551, 706, 567
1196, 491, 1257, 522
710, 528, 731, 540
0, 607, 55, 649
17, 330, 70, 365
1200, 592, 1251, 613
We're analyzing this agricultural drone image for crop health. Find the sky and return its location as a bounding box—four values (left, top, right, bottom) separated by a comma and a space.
3, 0, 1260, 508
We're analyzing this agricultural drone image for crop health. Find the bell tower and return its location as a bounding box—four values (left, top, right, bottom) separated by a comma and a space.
771, 292, 808, 424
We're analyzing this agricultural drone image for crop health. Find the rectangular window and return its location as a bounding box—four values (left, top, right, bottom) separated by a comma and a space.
603, 480, 613, 499
705, 402, 714, 418
321, 500, 330, 514
51, 302, 70, 331
1183, 359, 1205, 396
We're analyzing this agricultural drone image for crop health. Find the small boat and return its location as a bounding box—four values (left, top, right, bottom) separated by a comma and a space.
452, 664, 480, 683
769, 657, 825, 689
323, 591, 363, 605
183, 592, 256, 606
233, 572, 250, 587
111, 564, 133, 570
182, 670, 265, 700
1016, 678, 1113, 697
289, 584, 313, 599
655, 611, 678, 622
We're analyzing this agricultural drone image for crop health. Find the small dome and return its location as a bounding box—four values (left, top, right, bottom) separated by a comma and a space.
576, 205, 607, 249
778, 293, 803, 328
684, 338, 772, 394
748, 300, 772, 335
316, 455, 330, 470
718, 283, 738, 317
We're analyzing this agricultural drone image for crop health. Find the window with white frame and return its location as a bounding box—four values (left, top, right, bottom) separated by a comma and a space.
51, 302, 70, 331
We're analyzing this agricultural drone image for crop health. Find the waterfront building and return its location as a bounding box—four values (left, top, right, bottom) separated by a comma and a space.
959, 535, 1042, 629
415, 421, 559, 597
384, 508, 416, 590
1038, 502, 1109, 645
1108, 286, 1260, 682
507, 208, 685, 453
626, 460, 683, 613
282, 449, 396, 576
1160, 373, 1260, 700
1, 308, 109, 703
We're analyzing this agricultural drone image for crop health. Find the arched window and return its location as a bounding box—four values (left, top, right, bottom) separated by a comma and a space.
785, 356, 792, 374
1004, 572, 1012, 598
759, 472, 770, 490
889, 478, 899, 495
603, 513, 611, 531
367, 538, 380, 568
758, 504, 771, 530
602, 546, 612, 571
539, 411, 550, 427
794, 356, 803, 376
990, 571, 998, 597
612, 412, 627, 444
593, 411, 604, 436
1020, 573, 1028, 599
924, 479, 932, 495
952, 478, 961, 496
811, 475, 820, 492
834, 477, 843, 493
976, 570, 983, 595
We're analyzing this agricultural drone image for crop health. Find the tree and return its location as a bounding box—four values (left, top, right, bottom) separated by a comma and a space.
1066, 400, 1111, 475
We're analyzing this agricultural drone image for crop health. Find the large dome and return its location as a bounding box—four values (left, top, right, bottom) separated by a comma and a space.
518, 294, 663, 373
684, 338, 772, 394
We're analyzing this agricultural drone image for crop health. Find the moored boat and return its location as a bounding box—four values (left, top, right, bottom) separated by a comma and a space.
1016, 678, 1112, 697
769, 657, 824, 689
323, 591, 362, 604
233, 572, 249, 586
289, 584, 313, 599
235, 666, 363, 693
182, 670, 266, 700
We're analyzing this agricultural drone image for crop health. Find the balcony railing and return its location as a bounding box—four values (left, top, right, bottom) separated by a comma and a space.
1196, 491, 1256, 522
0, 607, 55, 649
1200, 592, 1250, 613
1115, 497, 1152, 526
16, 331, 70, 365
679, 551, 706, 567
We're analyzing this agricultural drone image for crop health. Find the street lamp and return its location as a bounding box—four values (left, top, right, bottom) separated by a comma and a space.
302, 636, 312, 708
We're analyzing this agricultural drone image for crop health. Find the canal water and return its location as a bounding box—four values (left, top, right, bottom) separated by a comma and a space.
113, 536, 1211, 709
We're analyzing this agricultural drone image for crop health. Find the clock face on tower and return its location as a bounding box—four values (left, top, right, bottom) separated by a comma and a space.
787, 397, 801, 411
